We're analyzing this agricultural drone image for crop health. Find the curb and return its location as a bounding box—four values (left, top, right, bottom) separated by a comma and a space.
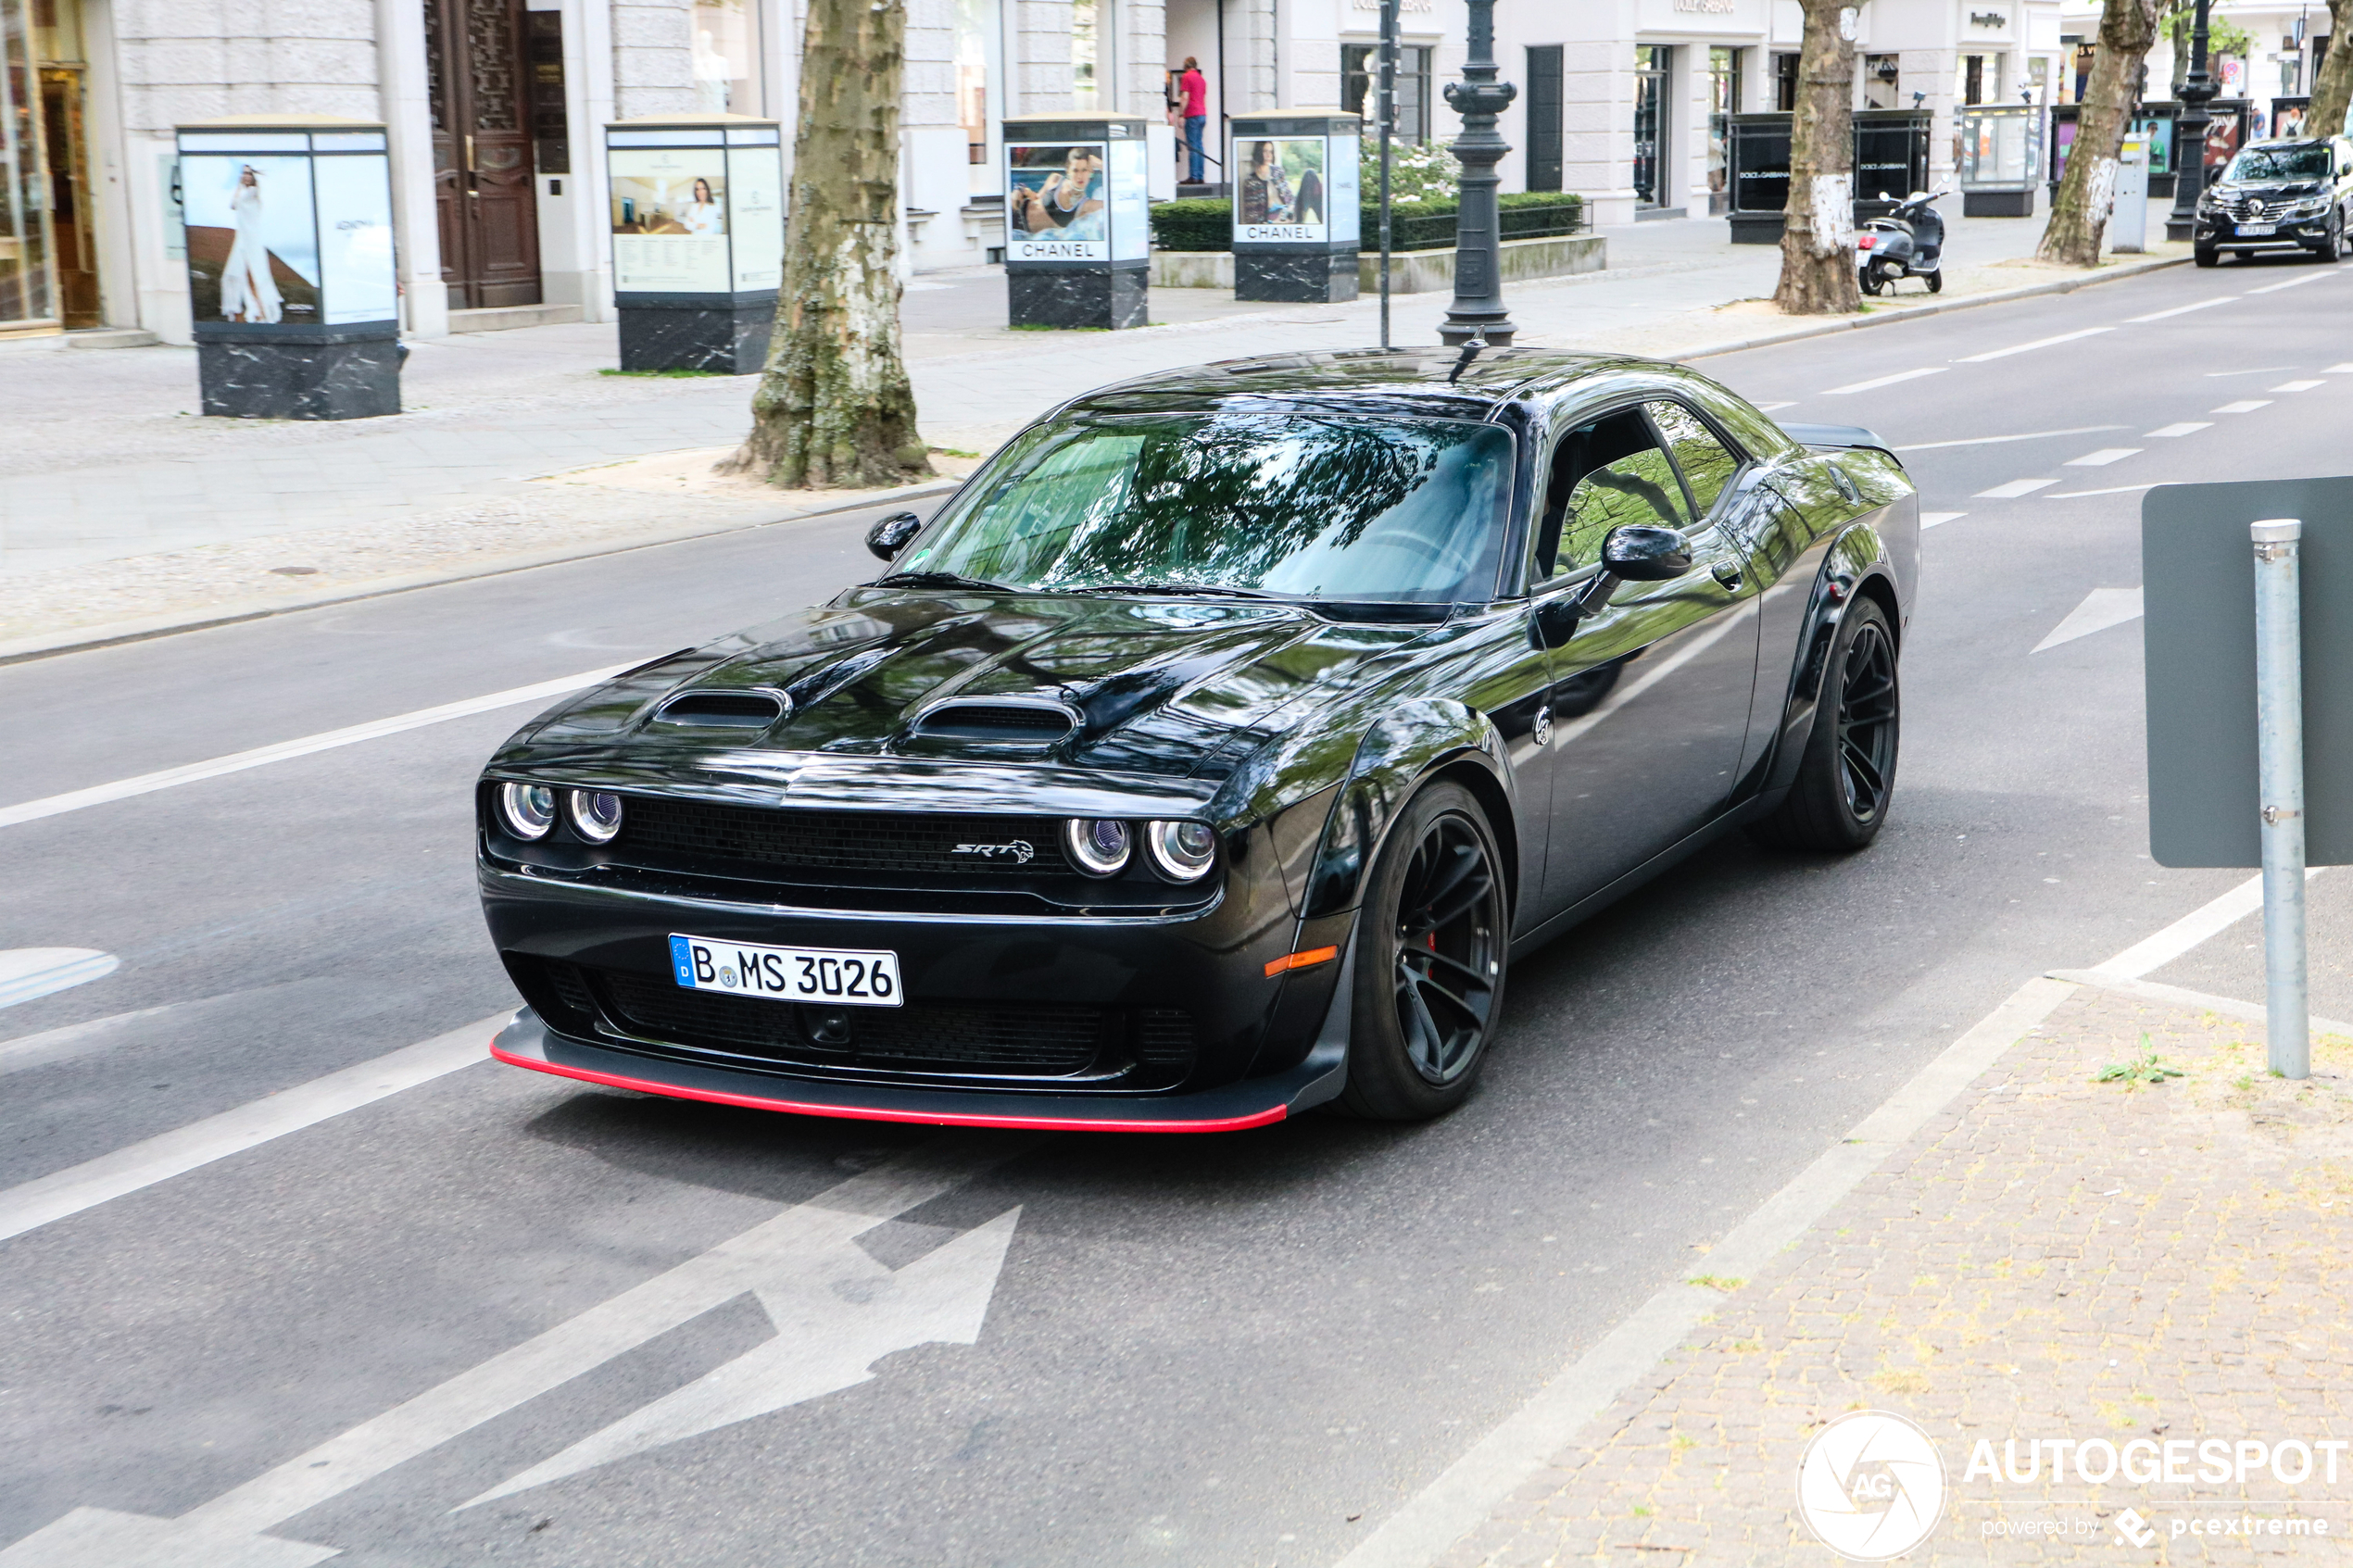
0, 478, 961, 668
1666, 251, 2194, 362
1330, 974, 2082, 1568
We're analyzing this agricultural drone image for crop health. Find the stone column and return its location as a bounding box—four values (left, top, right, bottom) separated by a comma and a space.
612, 0, 696, 117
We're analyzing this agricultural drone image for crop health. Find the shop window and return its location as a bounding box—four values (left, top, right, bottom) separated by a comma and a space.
3, 0, 59, 327
1773, 51, 1798, 111
1962, 55, 1983, 106
1863, 54, 1901, 110
690, 0, 761, 116
957, 0, 1000, 191
1072, 0, 1097, 110
1526, 45, 1563, 191
1707, 46, 1742, 214
1633, 45, 1671, 207
1342, 44, 1433, 142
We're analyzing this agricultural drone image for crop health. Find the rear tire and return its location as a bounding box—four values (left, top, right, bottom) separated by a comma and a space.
1337, 781, 1509, 1122
1858, 266, 1883, 295
1746, 598, 1900, 853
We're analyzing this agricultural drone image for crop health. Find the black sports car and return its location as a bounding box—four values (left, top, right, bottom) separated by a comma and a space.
477, 348, 1917, 1129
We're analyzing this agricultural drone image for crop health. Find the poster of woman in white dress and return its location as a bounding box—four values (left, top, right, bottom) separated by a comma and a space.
180, 156, 321, 325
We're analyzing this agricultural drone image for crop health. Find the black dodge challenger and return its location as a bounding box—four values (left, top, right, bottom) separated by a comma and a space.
478, 347, 1917, 1129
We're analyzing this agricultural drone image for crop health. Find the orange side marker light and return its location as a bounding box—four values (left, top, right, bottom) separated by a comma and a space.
1265, 946, 1340, 979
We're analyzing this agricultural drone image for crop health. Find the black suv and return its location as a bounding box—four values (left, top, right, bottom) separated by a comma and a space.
2195, 135, 2353, 265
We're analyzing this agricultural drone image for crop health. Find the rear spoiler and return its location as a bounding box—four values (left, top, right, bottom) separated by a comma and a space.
1780, 421, 1899, 458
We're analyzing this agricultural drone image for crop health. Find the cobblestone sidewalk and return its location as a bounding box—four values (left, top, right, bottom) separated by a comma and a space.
1438, 985, 2353, 1564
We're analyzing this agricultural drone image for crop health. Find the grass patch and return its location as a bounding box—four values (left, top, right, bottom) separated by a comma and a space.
1687, 1274, 1746, 1293
2098, 1035, 2185, 1087
598, 367, 727, 378
928, 445, 980, 458
1009, 322, 1108, 332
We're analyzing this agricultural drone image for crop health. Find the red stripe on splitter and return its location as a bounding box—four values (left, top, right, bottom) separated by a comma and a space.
492, 1045, 1290, 1134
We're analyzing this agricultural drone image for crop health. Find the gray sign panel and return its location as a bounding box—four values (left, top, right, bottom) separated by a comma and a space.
2145, 477, 2353, 867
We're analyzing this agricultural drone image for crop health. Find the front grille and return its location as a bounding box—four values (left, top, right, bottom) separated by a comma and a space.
1136, 1009, 1196, 1067
594, 968, 1116, 1074
615, 797, 1075, 880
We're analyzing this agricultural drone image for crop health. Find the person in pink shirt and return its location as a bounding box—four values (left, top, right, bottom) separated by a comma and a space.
1177, 57, 1208, 183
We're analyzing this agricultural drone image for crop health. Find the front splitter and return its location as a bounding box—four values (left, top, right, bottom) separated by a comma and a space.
491, 1011, 1346, 1133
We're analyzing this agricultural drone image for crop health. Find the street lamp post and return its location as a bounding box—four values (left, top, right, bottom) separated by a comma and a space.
1437, 0, 1517, 346
2165, 0, 2219, 241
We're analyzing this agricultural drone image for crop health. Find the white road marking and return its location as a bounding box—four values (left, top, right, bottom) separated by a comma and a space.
2128, 296, 2239, 322
0, 1141, 1028, 1568
2247, 272, 2338, 294
2210, 399, 2274, 413
2329, 362, 2353, 372
1821, 367, 1946, 395
2271, 379, 2325, 392
2091, 869, 2328, 980
1953, 326, 2113, 362
2044, 482, 2159, 498
0, 948, 118, 1010
2145, 421, 2212, 437
2205, 365, 2292, 375
0, 664, 635, 832
1919, 511, 1966, 529
2032, 587, 2143, 652
1752, 400, 1796, 411
0, 1014, 504, 1245
1974, 478, 2058, 498
2064, 447, 2143, 467
1890, 425, 2125, 452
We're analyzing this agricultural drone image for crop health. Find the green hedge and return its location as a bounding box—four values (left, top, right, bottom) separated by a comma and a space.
1147, 192, 1583, 253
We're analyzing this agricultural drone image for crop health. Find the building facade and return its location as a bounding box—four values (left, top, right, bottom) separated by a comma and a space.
1, 0, 2081, 349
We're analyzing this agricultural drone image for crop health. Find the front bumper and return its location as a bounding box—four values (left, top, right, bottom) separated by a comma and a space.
493, 1007, 1347, 1131
2197, 212, 2334, 249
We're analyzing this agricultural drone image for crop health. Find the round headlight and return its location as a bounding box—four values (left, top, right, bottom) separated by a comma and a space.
567, 789, 624, 844
498, 783, 557, 840
1064, 818, 1132, 877
1146, 819, 1216, 882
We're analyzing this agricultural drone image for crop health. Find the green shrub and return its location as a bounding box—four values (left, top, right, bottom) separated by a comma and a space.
1148, 197, 1233, 252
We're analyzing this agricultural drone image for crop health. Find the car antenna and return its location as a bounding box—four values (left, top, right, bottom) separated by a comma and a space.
1447, 333, 1488, 385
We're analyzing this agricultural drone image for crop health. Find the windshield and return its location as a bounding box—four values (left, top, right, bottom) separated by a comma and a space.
899, 412, 1516, 604
2222, 145, 2332, 182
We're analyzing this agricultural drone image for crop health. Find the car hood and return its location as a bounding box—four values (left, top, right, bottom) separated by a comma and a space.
2210, 178, 2332, 200
510, 586, 1445, 783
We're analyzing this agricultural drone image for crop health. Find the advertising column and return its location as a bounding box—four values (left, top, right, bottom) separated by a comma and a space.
607, 116, 785, 372
1001, 113, 1151, 329
175, 118, 400, 420
1228, 113, 1361, 303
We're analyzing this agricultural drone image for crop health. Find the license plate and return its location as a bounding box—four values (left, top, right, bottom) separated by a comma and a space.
668, 935, 902, 1007
2238, 223, 2276, 235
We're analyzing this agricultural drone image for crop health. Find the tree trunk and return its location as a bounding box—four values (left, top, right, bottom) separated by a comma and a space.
2311, 0, 2353, 142
724, 0, 930, 489
2037, 0, 2163, 266
1773, 0, 1858, 315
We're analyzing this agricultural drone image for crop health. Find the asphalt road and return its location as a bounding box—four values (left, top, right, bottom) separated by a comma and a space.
6, 252, 2352, 1568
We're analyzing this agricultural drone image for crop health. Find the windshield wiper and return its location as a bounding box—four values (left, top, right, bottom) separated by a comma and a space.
879, 570, 1015, 592
1075, 581, 1278, 600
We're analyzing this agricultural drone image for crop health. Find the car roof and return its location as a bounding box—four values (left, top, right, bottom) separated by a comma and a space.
1058, 346, 1681, 420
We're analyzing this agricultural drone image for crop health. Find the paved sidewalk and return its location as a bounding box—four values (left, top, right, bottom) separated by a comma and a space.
1433, 984, 2352, 1564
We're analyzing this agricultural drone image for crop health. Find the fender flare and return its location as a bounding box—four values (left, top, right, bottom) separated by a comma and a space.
1299, 699, 1517, 921
1763, 523, 1902, 797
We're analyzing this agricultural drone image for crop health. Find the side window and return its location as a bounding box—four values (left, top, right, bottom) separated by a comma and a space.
1530, 408, 1691, 584
1646, 401, 1743, 521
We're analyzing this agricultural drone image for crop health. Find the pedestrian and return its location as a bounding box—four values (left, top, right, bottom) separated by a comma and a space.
1178, 56, 1208, 184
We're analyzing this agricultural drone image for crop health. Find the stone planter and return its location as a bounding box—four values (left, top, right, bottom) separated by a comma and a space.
1150, 232, 1605, 293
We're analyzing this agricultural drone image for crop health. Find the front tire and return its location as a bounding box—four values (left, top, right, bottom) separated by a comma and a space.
2195, 245, 2221, 267
1925, 269, 1944, 294
1337, 781, 1508, 1122
1747, 597, 1900, 852
2315, 216, 2343, 262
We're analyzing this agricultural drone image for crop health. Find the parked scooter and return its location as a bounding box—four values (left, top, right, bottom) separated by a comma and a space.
1855, 186, 1950, 295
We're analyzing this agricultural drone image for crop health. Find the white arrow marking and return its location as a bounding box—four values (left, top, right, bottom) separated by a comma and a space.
2032, 587, 2144, 653
0, 948, 118, 1010
0, 1136, 1029, 1567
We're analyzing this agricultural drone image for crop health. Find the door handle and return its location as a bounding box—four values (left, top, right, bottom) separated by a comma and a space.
1712, 562, 1743, 593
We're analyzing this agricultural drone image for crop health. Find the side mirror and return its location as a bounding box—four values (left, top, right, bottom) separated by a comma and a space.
866, 511, 924, 561
1601, 524, 1693, 582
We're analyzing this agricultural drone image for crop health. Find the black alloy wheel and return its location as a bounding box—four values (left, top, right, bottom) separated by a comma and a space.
1338, 781, 1508, 1121
1747, 596, 1901, 853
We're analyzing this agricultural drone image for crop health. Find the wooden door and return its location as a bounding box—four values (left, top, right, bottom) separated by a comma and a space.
425, 0, 541, 309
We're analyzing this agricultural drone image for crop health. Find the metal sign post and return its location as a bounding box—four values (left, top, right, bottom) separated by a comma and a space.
2252, 519, 2310, 1078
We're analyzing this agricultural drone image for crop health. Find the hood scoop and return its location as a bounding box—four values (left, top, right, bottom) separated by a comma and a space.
910, 697, 1078, 746
651, 689, 791, 730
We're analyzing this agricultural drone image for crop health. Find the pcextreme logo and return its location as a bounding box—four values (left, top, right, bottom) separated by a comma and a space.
1795, 1410, 1948, 1562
